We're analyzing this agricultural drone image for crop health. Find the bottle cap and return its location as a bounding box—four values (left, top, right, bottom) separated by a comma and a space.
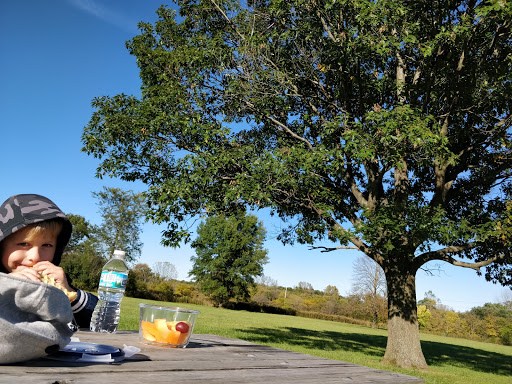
113, 250, 126, 259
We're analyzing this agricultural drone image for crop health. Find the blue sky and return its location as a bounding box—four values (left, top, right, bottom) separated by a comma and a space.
1, 0, 509, 312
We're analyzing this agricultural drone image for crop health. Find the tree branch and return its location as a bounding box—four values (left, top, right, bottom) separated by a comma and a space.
344, 162, 369, 208
257, 53, 335, 125
395, 51, 407, 104
209, 0, 245, 41
415, 243, 475, 267
415, 243, 506, 271
271, 117, 314, 151
449, 254, 506, 270
244, 102, 316, 151
310, 245, 359, 252
316, 11, 338, 43
497, 113, 512, 128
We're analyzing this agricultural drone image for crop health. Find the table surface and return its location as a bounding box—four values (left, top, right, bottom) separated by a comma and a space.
0, 330, 424, 384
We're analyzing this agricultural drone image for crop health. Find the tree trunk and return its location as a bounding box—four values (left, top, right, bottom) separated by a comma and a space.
382, 264, 428, 369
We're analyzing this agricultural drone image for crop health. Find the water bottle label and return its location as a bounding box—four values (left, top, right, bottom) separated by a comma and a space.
99, 271, 128, 289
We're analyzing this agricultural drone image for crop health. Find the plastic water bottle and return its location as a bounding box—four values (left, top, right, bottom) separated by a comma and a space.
90, 250, 129, 333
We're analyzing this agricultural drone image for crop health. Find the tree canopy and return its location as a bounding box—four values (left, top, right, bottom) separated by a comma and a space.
189, 213, 268, 306
93, 187, 146, 263
82, 0, 512, 368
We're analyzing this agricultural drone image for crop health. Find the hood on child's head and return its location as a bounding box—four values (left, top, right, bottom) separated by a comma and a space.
0, 194, 72, 271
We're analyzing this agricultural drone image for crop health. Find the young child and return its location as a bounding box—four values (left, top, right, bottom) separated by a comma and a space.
0, 194, 98, 328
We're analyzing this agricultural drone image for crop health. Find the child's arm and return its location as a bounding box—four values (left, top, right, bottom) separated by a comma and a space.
70, 289, 99, 328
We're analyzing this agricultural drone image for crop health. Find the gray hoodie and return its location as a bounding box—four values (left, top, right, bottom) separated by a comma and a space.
0, 273, 76, 364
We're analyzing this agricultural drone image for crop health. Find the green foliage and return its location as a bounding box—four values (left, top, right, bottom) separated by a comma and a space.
61, 188, 147, 289
444, 311, 461, 336
175, 282, 196, 298
469, 302, 512, 320
189, 213, 268, 306
418, 290, 441, 310
81, 0, 512, 281
61, 249, 105, 291
126, 263, 153, 298
61, 214, 105, 290
66, 213, 98, 251
499, 322, 512, 346
325, 285, 340, 297
417, 305, 432, 330
125, 263, 181, 301
92, 187, 146, 263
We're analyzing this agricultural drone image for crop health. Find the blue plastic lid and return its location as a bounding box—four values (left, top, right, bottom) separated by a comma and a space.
45, 341, 126, 363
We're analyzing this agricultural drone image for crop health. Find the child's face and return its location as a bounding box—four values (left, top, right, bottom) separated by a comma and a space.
1, 226, 57, 273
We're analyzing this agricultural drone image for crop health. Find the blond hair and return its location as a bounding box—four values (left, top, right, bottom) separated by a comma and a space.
23, 219, 63, 241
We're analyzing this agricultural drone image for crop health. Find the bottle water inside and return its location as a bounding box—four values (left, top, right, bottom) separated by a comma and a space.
90, 250, 129, 333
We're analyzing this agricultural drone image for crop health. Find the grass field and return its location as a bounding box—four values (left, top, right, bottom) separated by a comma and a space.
117, 297, 512, 384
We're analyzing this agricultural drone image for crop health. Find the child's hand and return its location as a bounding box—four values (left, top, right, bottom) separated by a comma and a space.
9, 267, 41, 282
32, 262, 74, 292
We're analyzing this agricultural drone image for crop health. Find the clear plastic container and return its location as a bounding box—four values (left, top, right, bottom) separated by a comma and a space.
139, 303, 200, 348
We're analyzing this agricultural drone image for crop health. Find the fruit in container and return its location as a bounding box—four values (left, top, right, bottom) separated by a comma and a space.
141, 318, 190, 346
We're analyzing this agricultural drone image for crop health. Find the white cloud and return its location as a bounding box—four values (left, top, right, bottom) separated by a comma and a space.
67, 0, 139, 33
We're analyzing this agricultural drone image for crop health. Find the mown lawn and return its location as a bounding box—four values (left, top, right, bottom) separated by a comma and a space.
117, 297, 512, 384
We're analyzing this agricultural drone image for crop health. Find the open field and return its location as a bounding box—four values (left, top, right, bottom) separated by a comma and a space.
118, 297, 512, 384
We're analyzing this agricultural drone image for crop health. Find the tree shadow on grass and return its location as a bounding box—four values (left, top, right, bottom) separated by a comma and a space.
237, 326, 387, 358
237, 326, 512, 376
420, 339, 512, 376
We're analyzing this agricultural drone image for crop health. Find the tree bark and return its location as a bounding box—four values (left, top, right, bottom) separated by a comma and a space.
382, 263, 428, 369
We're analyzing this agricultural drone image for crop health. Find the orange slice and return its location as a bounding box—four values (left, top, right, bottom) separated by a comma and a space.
142, 329, 157, 342
141, 320, 166, 343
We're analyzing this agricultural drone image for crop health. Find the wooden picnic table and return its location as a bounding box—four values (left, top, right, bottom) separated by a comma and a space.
1, 330, 424, 383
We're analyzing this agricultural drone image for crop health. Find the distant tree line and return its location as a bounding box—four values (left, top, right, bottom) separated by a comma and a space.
417, 291, 512, 346
125, 263, 512, 346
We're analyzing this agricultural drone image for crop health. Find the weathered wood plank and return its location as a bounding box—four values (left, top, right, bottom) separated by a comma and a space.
0, 369, 422, 384
0, 331, 424, 384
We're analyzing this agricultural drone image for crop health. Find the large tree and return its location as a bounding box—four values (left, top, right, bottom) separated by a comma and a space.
189, 213, 268, 306
92, 187, 146, 263
82, 0, 512, 368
